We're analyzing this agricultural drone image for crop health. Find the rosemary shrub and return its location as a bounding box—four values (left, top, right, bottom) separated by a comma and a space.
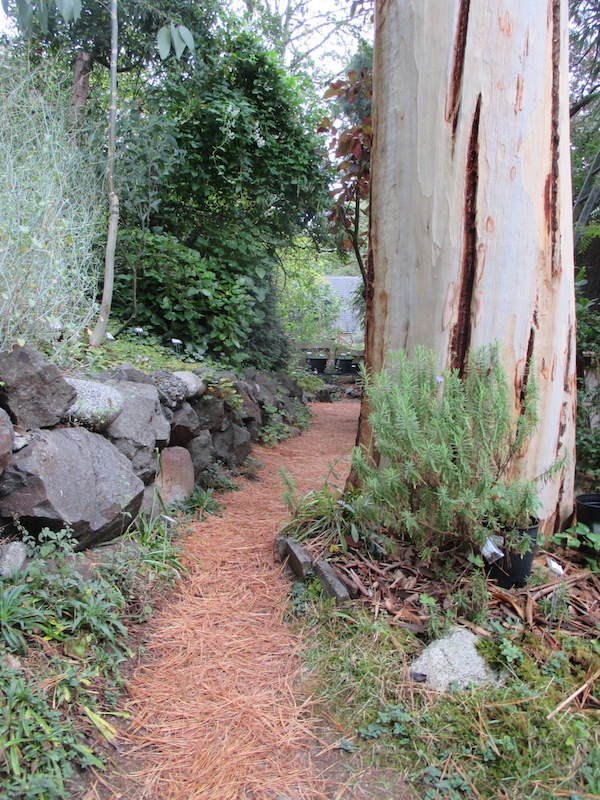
352, 346, 543, 557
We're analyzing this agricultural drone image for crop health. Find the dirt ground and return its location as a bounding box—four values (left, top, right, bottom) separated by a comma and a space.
80, 401, 413, 800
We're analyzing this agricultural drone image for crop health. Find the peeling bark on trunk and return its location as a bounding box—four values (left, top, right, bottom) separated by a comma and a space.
361, 0, 576, 530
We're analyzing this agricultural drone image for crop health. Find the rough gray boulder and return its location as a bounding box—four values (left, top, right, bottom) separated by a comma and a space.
96, 363, 153, 384
151, 369, 188, 408
105, 382, 171, 482
0, 408, 13, 475
316, 386, 333, 403
0, 427, 144, 550
172, 371, 206, 400
169, 402, 201, 446
235, 380, 263, 439
212, 423, 251, 467
242, 369, 279, 408
185, 430, 214, 479
191, 396, 227, 433
65, 378, 124, 431
272, 371, 304, 400
0, 345, 76, 430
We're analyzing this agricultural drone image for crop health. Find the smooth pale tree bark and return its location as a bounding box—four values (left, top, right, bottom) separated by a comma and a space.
361, 0, 576, 531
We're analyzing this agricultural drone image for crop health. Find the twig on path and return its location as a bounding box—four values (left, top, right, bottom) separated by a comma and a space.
546, 669, 600, 720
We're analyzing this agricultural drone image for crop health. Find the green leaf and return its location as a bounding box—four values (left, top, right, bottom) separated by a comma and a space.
171, 24, 186, 60
60, 0, 74, 24
178, 25, 195, 54
72, 0, 82, 21
1, 0, 8, 18
157, 25, 172, 60
37, 0, 49, 32
15, 0, 33, 36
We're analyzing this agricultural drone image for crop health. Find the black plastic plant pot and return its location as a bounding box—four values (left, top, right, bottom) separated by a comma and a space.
307, 357, 328, 374
336, 358, 354, 374
576, 493, 600, 531
487, 524, 539, 589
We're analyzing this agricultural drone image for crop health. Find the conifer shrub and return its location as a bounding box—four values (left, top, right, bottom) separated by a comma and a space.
352, 346, 544, 558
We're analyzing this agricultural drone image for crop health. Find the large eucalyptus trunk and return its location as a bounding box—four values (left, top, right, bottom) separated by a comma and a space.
361, 0, 576, 530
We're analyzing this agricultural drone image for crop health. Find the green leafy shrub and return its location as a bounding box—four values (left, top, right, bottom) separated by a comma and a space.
0, 659, 103, 800
197, 462, 241, 493
183, 486, 224, 519
0, 52, 102, 356
113, 228, 288, 368
295, 602, 600, 800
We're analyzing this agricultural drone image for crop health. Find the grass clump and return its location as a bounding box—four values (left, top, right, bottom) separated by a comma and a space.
293, 598, 600, 800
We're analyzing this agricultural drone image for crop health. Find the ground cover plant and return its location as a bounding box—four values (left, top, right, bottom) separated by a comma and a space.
290, 584, 600, 800
0, 517, 186, 799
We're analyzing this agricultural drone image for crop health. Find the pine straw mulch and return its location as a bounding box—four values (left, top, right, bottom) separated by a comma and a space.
300, 535, 600, 645
85, 400, 364, 800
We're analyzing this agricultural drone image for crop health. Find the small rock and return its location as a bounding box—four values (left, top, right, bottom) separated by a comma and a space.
285, 538, 313, 579
170, 402, 201, 446
313, 559, 350, 603
409, 627, 497, 692
0, 409, 13, 475
186, 431, 214, 480
155, 446, 195, 506
105, 382, 170, 483
151, 370, 188, 408
0, 345, 76, 429
0, 541, 28, 577
316, 387, 332, 403
95, 363, 153, 384
274, 533, 289, 561
212, 423, 251, 467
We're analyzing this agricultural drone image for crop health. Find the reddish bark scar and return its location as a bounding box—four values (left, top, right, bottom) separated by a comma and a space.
515, 75, 524, 113
544, 173, 553, 235
499, 11, 514, 36
476, 243, 486, 283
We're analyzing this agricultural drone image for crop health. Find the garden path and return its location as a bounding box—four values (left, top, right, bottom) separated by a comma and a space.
88, 400, 409, 800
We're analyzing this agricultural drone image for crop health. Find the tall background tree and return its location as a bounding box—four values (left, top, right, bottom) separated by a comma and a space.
2, 0, 332, 367
361, 0, 576, 530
